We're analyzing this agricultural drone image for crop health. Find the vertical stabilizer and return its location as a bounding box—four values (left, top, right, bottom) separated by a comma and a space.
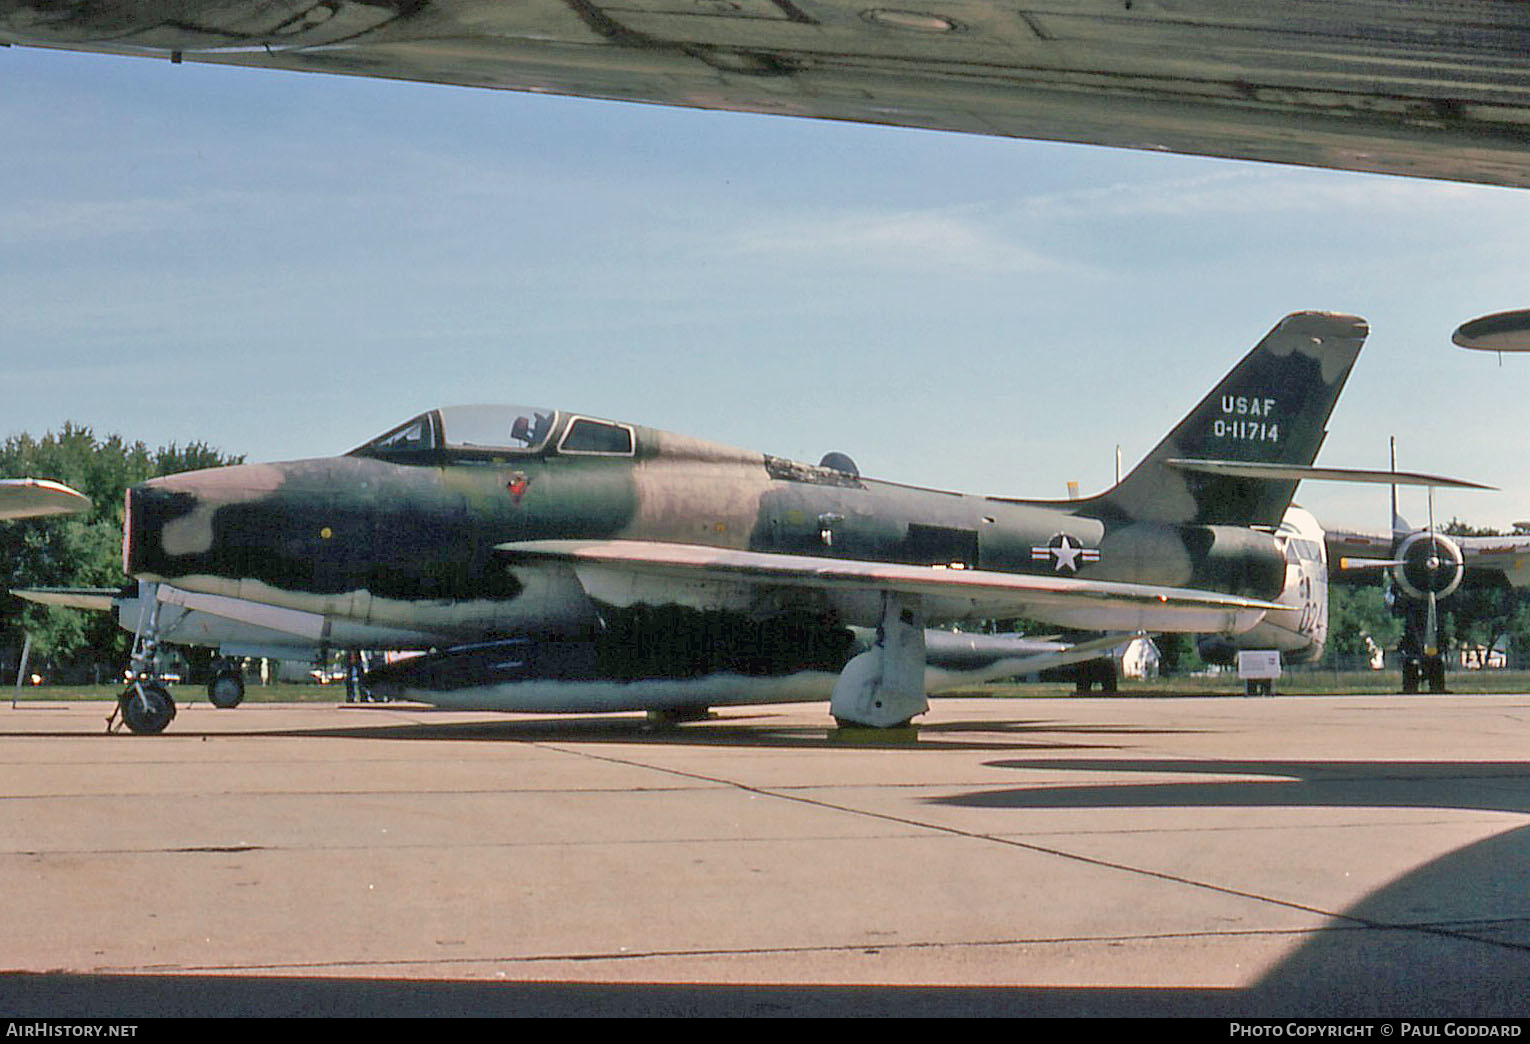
1086, 312, 1367, 527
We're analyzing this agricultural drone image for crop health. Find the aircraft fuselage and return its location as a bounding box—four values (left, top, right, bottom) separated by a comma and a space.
124, 418, 1286, 649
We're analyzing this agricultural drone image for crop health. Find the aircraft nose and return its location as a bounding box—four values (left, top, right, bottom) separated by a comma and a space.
123, 463, 288, 579
123, 480, 197, 577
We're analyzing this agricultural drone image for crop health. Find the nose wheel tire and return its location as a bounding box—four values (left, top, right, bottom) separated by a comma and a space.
120, 682, 175, 735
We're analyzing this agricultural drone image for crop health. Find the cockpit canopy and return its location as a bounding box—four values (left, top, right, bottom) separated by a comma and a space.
351, 405, 559, 462
350, 405, 637, 463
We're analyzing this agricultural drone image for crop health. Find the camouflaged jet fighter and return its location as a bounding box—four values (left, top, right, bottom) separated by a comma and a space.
111, 311, 1367, 734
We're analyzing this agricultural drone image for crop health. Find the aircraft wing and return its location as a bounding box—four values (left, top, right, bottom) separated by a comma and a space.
1326, 526, 1530, 588
0, 478, 91, 520
12, 587, 120, 612
3, 2, 1530, 188
1325, 526, 1393, 578
14, 583, 329, 659
14, 582, 440, 660
1456, 536, 1530, 588
496, 539, 1280, 635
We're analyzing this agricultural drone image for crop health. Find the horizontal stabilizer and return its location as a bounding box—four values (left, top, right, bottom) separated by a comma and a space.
1166, 459, 1495, 490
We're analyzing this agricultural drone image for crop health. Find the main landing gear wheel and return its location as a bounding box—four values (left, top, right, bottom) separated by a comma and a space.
207, 668, 245, 709
1401, 655, 1446, 694
119, 682, 176, 735
1074, 658, 1117, 693
1425, 654, 1447, 693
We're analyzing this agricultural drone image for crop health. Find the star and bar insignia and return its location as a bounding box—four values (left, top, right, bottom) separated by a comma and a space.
1031, 534, 1101, 573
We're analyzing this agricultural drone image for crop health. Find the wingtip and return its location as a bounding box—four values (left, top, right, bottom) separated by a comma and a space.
0, 478, 92, 520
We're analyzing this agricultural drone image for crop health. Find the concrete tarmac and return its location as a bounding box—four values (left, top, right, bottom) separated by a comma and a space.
3, 692, 1530, 1017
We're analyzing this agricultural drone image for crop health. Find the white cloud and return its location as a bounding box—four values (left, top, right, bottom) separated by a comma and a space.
1011, 166, 1505, 222
725, 207, 1084, 274
0, 196, 201, 246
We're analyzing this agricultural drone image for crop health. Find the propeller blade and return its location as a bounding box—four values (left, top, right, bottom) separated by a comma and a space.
1338, 557, 1405, 570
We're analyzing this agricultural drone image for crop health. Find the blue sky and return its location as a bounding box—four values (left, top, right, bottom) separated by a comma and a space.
4, 45, 1529, 531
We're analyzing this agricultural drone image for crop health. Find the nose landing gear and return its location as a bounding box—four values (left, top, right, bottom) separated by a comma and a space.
109, 582, 178, 734
117, 680, 176, 734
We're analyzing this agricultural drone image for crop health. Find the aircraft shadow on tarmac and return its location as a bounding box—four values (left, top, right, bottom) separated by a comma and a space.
151, 710, 1210, 753
939, 756, 1530, 814
1243, 821, 1530, 1017
926, 756, 1530, 1015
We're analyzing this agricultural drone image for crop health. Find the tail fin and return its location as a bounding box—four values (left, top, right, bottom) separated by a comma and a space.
1085, 312, 1367, 527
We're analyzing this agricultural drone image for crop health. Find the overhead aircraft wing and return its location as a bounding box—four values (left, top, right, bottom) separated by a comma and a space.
0, 478, 91, 520
4, 2, 1530, 188
496, 538, 1281, 635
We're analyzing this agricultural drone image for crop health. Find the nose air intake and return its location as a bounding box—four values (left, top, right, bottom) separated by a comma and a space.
122, 480, 202, 579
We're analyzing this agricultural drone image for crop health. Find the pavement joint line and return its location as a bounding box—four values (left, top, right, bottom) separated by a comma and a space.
77, 923, 1385, 976
0, 785, 710, 801
63, 918, 1530, 977
3, 831, 936, 856
534, 742, 1530, 957
0, 814, 1498, 857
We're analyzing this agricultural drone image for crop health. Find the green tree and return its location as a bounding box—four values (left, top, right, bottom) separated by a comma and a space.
1325, 583, 1401, 666
1156, 632, 1203, 677
1442, 518, 1506, 538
